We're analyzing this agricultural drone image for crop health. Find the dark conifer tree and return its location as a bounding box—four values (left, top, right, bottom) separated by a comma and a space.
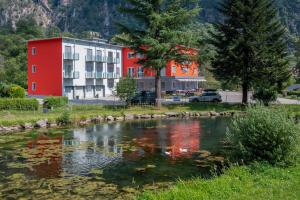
210, 0, 291, 104
115, 0, 200, 107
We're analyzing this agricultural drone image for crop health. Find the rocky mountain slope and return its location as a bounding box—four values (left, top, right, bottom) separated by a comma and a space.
0, 0, 299, 38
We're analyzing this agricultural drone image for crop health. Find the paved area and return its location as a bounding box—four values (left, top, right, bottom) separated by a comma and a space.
68, 92, 300, 105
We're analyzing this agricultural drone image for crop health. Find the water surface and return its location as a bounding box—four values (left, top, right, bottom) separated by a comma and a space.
0, 118, 230, 199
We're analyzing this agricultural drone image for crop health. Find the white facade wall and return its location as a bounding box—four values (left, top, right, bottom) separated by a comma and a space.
61, 38, 122, 99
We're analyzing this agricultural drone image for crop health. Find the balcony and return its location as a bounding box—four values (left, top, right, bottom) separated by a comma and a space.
137, 72, 144, 78
107, 72, 120, 79
64, 53, 79, 60
85, 55, 95, 62
64, 71, 79, 79
107, 57, 120, 64
85, 72, 95, 78
95, 72, 106, 79
95, 55, 106, 63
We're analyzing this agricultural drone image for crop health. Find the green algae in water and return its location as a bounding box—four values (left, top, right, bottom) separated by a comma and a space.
0, 118, 230, 199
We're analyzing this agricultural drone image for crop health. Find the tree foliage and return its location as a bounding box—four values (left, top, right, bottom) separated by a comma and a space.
115, 0, 200, 107
116, 77, 137, 104
210, 0, 291, 104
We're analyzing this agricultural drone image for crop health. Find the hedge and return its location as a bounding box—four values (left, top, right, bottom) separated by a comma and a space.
0, 98, 39, 111
44, 96, 68, 108
287, 90, 300, 97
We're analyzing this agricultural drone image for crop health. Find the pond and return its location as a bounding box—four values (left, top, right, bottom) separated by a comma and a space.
0, 117, 230, 199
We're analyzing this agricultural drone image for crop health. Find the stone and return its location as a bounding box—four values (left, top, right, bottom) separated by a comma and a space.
152, 114, 164, 118
210, 111, 220, 116
121, 187, 137, 193
79, 120, 88, 126
134, 114, 141, 119
115, 116, 124, 121
200, 112, 211, 117
49, 123, 58, 128
165, 112, 179, 117
196, 150, 211, 158
146, 164, 156, 169
23, 123, 34, 129
92, 116, 103, 123
140, 114, 151, 119
35, 119, 48, 128
135, 167, 146, 173
124, 114, 134, 120
106, 116, 114, 121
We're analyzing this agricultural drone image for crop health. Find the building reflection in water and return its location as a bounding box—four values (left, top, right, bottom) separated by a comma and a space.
27, 120, 201, 177
27, 134, 63, 178
129, 120, 200, 159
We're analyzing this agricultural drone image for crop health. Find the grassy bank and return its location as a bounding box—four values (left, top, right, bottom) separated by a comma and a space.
139, 162, 300, 200
0, 103, 242, 126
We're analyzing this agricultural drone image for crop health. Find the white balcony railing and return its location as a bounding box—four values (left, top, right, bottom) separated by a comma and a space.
95, 55, 106, 63
63, 71, 79, 79
85, 72, 95, 78
63, 53, 79, 60
85, 55, 94, 62
95, 72, 105, 79
107, 57, 120, 64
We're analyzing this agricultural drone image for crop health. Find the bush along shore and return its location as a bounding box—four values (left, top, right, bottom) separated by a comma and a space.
0, 110, 243, 134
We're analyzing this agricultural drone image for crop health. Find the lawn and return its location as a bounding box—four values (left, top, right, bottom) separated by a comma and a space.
139, 162, 300, 200
0, 103, 243, 126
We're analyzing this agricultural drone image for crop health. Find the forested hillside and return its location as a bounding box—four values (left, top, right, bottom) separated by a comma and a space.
0, 0, 299, 38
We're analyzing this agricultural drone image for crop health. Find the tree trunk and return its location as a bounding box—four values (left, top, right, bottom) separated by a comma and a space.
242, 82, 248, 104
155, 72, 162, 109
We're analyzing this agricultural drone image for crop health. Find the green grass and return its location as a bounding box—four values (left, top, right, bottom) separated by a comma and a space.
0, 103, 299, 126
0, 103, 242, 126
139, 163, 300, 200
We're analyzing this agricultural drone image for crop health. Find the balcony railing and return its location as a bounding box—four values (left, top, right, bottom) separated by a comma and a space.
85, 55, 94, 62
137, 72, 144, 78
107, 57, 120, 64
63, 71, 79, 79
64, 53, 79, 60
95, 72, 105, 79
85, 72, 95, 78
107, 72, 120, 79
95, 55, 106, 63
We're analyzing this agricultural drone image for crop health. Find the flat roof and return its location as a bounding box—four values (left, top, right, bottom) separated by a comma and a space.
28, 37, 123, 48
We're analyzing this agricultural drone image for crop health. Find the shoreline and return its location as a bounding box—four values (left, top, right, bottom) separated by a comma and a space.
0, 111, 243, 134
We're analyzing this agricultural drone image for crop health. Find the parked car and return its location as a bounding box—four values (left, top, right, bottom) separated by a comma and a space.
189, 91, 222, 103
129, 91, 156, 105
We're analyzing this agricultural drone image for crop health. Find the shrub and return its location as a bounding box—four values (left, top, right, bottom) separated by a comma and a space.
116, 77, 137, 104
56, 111, 71, 125
8, 85, 25, 98
253, 87, 277, 105
287, 90, 300, 97
0, 98, 39, 111
44, 96, 68, 108
227, 105, 299, 166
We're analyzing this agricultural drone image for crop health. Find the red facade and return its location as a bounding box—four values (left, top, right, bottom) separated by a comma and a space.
122, 47, 199, 78
27, 38, 63, 96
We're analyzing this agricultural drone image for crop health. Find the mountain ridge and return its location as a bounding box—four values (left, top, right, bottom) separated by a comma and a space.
0, 0, 299, 38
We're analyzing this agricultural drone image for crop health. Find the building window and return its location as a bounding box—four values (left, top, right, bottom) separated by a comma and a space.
128, 52, 135, 59
32, 82, 36, 91
128, 67, 135, 77
181, 67, 188, 74
172, 66, 176, 74
108, 79, 114, 88
32, 47, 36, 55
32, 65, 36, 73
116, 52, 120, 58
138, 67, 143, 77
137, 53, 144, 58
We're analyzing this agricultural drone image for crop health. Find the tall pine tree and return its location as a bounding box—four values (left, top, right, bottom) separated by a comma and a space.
295, 38, 300, 76
115, 0, 200, 107
210, 0, 290, 104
